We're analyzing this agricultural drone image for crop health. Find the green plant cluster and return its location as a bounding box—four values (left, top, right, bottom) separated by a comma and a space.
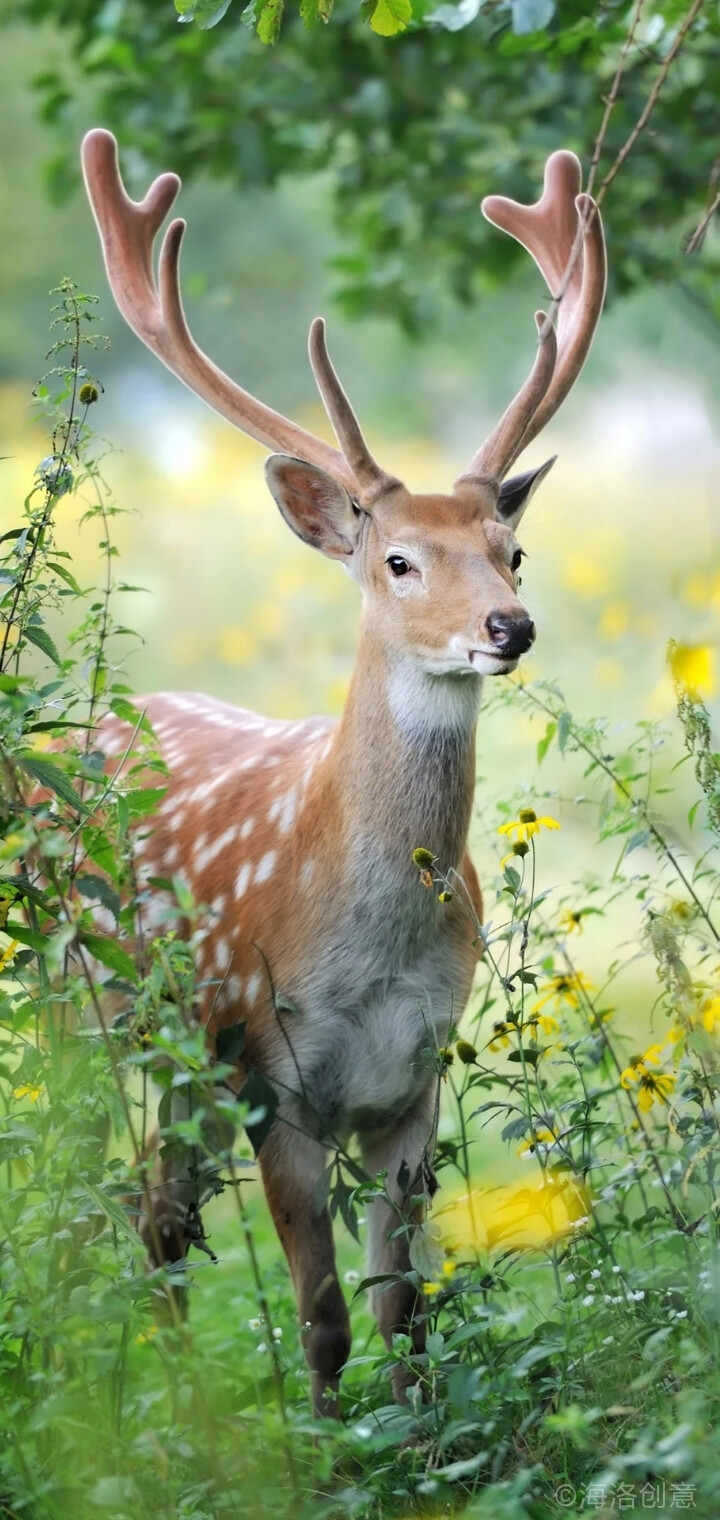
10, 0, 720, 329
1, 293, 720, 1519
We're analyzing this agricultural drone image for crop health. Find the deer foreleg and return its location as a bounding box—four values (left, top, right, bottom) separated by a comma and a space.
359, 1091, 437, 1402
260, 1131, 350, 1418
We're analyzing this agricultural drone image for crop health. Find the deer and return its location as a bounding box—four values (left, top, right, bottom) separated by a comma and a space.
81, 128, 606, 1417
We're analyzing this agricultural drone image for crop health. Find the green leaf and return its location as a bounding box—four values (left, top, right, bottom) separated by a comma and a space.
4, 920, 53, 955
256, 0, 284, 43
557, 709, 572, 755
537, 720, 556, 766
409, 1221, 445, 1281
510, 0, 554, 34
80, 932, 139, 984
237, 1069, 278, 1154
76, 873, 121, 923
18, 754, 88, 814
23, 623, 62, 667
216, 1022, 246, 1063
368, 0, 411, 35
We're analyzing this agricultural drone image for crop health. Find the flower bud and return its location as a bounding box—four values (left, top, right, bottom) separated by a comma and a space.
79, 381, 99, 405
412, 847, 435, 869
438, 890, 453, 903
456, 1039, 477, 1065
512, 841, 529, 857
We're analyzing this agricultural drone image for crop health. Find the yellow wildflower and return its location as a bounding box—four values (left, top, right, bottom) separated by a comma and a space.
442, 1258, 456, 1278
498, 808, 560, 844
668, 642, 715, 698
620, 1047, 677, 1112
488, 1021, 513, 1052
135, 1325, 159, 1347
698, 996, 720, 1036
12, 1082, 43, 1102
422, 1281, 442, 1297
517, 1128, 557, 1158
0, 939, 20, 971
501, 840, 530, 869
435, 1174, 589, 1254
534, 971, 593, 1012
558, 909, 584, 935
525, 1013, 560, 1038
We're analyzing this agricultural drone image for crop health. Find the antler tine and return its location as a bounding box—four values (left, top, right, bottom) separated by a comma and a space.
81, 129, 356, 493
480, 151, 606, 466
308, 319, 388, 497
458, 310, 557, 487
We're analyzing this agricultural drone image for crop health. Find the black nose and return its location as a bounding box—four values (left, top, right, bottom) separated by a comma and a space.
486, 613, 536, 658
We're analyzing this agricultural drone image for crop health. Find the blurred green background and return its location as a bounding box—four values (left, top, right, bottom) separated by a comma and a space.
1, 13, 719, 1163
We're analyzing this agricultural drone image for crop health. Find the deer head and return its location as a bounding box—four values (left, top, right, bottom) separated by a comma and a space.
82, 132, 606, 681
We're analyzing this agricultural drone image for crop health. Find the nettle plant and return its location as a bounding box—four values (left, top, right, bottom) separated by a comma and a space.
1, 286, 720, 1519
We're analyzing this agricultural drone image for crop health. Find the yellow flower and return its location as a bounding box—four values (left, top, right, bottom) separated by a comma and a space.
524, 1012, 560, 1038
517, 1128, 557, 1158
668, 642, 715, 698
558, 910, 584, 936
501, 840, 530, 868
442, 1258, 456, 1278
698, 996, 720, 1036
0, 939, 20, 971
422, 1281, 441, 1296
534, 972, 593, 1012
488, 1021, 513, 1052
620, 1050, 677, 1112
435, 1173, 589, 1254
135, 1325, 159, 1347
12, 1082, 43, 1102
498, 808, 560, 844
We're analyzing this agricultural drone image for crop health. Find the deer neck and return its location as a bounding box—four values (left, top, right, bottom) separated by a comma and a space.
329, 625, 483, 879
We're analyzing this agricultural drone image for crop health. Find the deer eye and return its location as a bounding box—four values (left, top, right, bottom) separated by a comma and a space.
511, 548, 525, 574
387, 555, 412, 577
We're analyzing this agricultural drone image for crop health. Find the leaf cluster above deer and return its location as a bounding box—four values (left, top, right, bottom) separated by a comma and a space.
82, 129, 606, 1416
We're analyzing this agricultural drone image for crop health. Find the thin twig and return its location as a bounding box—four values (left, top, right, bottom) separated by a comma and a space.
685, 188, 720, 254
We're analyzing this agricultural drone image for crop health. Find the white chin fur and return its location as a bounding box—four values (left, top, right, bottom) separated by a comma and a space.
469, 651, 519, 677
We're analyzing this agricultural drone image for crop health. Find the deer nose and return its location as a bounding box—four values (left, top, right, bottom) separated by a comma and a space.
486, 613, 536, 658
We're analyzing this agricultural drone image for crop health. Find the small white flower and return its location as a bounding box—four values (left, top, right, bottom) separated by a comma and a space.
565, 1273, 576, 1283
272, 1327, 283, 1341
256, 1341, 267, 1354
571, 1215, 589, 1230
248, 1318, 262, 1331
673, 1310, 688, 1321
582, 1294, 595, 1307
602, 1335, 614, 1345
590, 1269, 601, 1280
344, 1270, 360, 1285
632, 1289, 645, 1302
612, 1264, 621, 1274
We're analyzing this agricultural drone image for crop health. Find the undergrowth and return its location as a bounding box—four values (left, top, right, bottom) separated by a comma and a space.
0, 289, 718, 1520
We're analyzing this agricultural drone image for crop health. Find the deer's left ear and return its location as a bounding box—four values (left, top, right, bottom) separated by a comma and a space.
265, 455, 361, 560
496, 457, 556, 529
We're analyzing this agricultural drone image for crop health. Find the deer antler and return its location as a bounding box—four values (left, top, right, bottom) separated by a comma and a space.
460, 150, 606, 487
81, 129, 369, 496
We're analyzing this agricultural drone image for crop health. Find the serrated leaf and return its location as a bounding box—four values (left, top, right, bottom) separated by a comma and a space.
537, 720, 556, 766
47, 560, 83, 594
23, 623, 62, 667
409, 1221, 444, 1281
80, 932, 139, 984
215, 1022, 246, 1063
18, 754, 88, 814
256, 0, 284, 42
557, 709, 572, 754
76, 873, 121, 924
369, 0, 411, 35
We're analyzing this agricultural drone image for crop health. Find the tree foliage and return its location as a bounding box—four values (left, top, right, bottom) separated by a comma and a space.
11, 0, 720, 327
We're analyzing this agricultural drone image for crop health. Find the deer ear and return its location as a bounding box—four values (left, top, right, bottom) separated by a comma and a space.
496, 456, 556, 529
264, 455, 360, 560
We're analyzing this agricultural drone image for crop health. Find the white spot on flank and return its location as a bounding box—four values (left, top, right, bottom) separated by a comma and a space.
240, 816, 255, 839
277, 789, 296, 834
194, 824, 239, 873
211, 896, 226, 918
254, 851, 277, 885
235, 862, 252, 899
245, 972, 261, 1008
300, 858, 315, 889
215, 938, 230, 973
227, 974, 242, 1002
